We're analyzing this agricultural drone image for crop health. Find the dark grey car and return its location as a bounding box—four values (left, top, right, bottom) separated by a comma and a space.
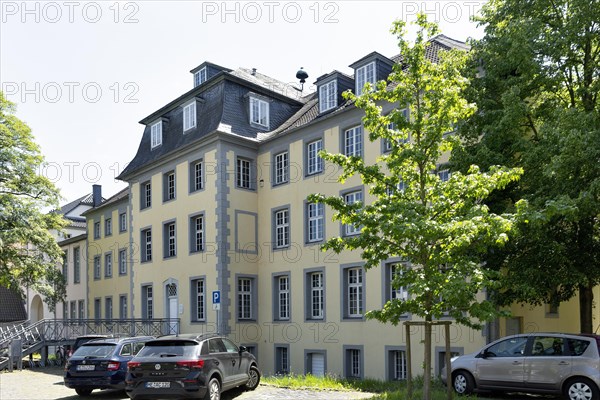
125, 333, 260, 400
442, 332, 600, 400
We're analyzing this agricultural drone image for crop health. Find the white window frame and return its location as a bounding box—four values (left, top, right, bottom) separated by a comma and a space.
278, 276, 290, 320
120, 295, 127, 319
165, 172, 175, 201
348, 267, 363, 317
119, 212, 127, 232
344, 190, 363, 236
145, 286, 153, 319
393, 350, 407, 380
73, 247, 80, 283
142, 182, 151, 209
274, 151, 289, 185
105, 297, 113, 319
356, 61, 375, 95
349, 349, 361, 377
151, 121, 162, 149
105, 218, 112, 236
194, 67, 207, 87
183, 101, 197, 132
192, 215, 204, 252
193, 279, 205, 321
237, 158, 252, 189
238, 278, 252, 320
438, 168, 450, 182
275, 209, 290, 249
94, 221, 100, 239
307, 139, 324, 175
311, 272, 324, 319
119, 249, 127, 275
143, 229, 152, 262
192, 160, 203, 191
93, 256, 101, 279
307, 202, 324, 242
250, 97, 269, 128
344, 126, 363, 158
319, 80, 337, 113
104, 253, 112, 278
166, 223, 176, 258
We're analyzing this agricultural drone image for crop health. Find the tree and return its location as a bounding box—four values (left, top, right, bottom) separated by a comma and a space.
0, 91, 67, 307
452, 0, 600, 332
309, 15, 523, 399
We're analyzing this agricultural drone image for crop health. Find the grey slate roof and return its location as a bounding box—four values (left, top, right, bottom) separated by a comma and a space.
0, 286, 27, 323
81, 186, 129, 216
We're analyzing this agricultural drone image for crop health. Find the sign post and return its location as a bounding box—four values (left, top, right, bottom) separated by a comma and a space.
212, 290, 221, 333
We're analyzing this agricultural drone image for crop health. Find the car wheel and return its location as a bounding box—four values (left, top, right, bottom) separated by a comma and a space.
204, 377, 221, 400
453, 371, 474, 395
564, 378, 600, 400
75, 389, 93, 396
245, 366, 261, 390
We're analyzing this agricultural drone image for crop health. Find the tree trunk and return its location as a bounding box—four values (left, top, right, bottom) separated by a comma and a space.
424, 321, 432, 400
579, 283, 594, 333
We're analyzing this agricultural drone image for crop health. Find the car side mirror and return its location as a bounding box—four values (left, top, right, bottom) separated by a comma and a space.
239, 345, 247, 353
482, 350, 495, 358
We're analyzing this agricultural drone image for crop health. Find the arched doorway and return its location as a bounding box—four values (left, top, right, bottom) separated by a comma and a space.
30, 295, 44, 323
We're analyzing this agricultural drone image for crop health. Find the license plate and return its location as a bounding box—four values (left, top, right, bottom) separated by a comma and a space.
146, 382, 170, 389
76, 365, 95, 371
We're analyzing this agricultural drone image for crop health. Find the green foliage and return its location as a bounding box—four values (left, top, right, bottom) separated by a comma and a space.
309, 14, 522, 329
0, 91, 67, 306
453, 0, 600, 331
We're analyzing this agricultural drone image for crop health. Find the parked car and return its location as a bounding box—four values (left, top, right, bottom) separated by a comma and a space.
125, 333, 260, 400
64, 336, 154, 396
442, 332, 600, 400
67, 335, 110, 358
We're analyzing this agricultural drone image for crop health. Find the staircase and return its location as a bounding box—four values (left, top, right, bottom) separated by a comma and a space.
0, 318, 179, 370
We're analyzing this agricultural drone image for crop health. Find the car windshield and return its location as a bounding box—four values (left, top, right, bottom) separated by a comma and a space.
136, 340, 197, 358
73, 344, 116, 358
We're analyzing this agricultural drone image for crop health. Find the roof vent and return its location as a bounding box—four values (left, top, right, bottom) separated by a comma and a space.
251, 68, 257, 76
294, 67, 309, 92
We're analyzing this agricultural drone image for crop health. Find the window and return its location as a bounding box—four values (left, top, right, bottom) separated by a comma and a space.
105, 297, 113, 319
274, 151, 289, 185
531, 336, 566, 356
62, 251, 68, 283
438, 169, 450, 182
346, 348, 362, 378
274, 208, 290, 249
151, 121, 162, 149
485, 336, 527, 358
355, 62, 375, 96
190, 160, 203, 192
319, 80, 337, 113
190, 215, 204, 253
119, 295, 127, 319
275, 346, 289, 374
105, 217, 112, 236
94, 221, 100, 239
93, 256, 101, 280
250, 97, 269, 128
164, 171, 176, 201
238, 278, 253, 320
141, 181, 151, 209
309, 271, 324, 319
307, 202, 324, 242
388, 263, 409, 305
344, 190, 363, 235
78, 300, 85, 320
383, 109, 410, 152
192, 279, 205, 321
183, 102, 196, 132
142, 285, 153, 319
70, 301, 76, 319
104, 253, 112, 278
119, 249, 127, 275
194, 67, 207, 87
344, 126, 363, 158
119, 212, 127, 232
164, 222, 176, 258
73, 247, 80, 283
63, 302, 68, 320
390, 350, 407, 380
94, 299, 101, 321
236, 157, 252, 189
275, 275, 290, 320
306, 139, 324, 175
346, 267, 364, 318
141, 229, 152, 262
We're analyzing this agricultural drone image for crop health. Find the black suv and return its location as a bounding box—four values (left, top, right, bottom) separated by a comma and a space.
64, 336, 154, 396
125, 334, 260, 400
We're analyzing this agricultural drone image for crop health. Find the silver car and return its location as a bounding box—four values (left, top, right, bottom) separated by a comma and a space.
442, 332, 600, 400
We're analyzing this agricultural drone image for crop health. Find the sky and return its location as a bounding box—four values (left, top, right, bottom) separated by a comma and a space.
1, 0, 488, 203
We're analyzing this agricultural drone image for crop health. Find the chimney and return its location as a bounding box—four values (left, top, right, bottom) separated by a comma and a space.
92, 184, 102, 207
251, 68, 257, 76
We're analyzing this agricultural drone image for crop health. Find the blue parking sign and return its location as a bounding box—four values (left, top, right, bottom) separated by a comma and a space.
212, 290, 220, 304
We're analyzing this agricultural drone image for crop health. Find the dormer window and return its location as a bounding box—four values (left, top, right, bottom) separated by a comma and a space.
319, 80, 337, 113
194, 67, 207, 87
355, 62, 375, 95
183, 101, 197, 132
150, 121, 162, 149
250, 97, 269, 128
